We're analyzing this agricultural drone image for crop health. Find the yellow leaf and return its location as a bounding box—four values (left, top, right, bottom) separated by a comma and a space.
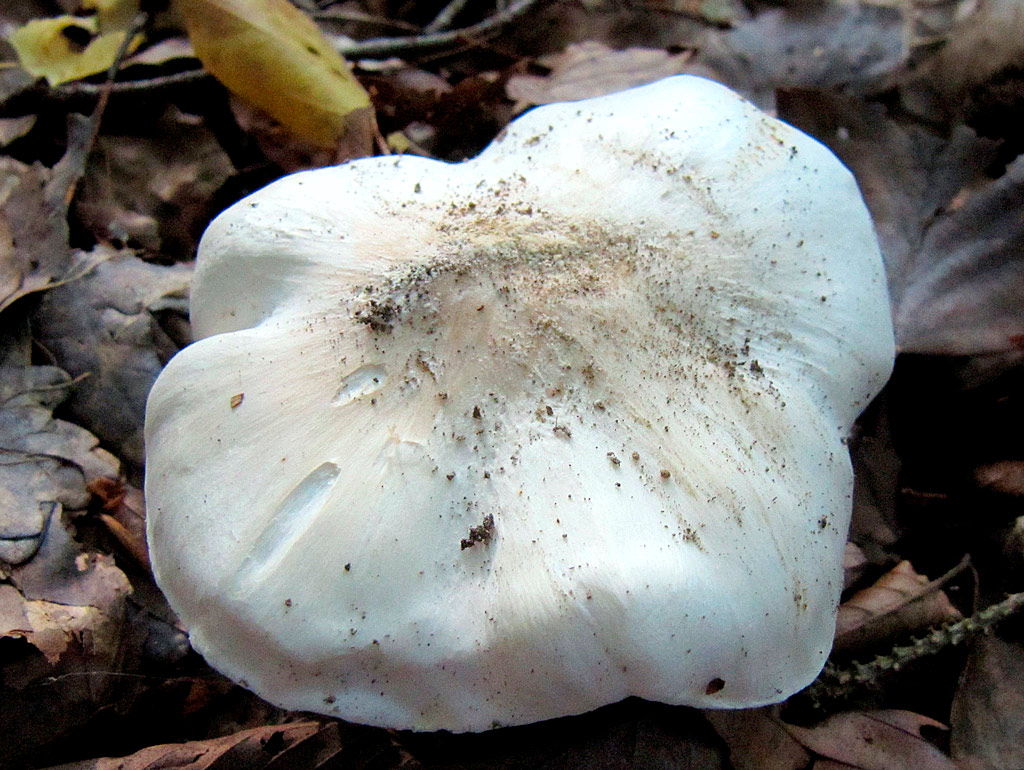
386, 130, 411, 154
174, 0, 372, 148
10, 16, 135, 86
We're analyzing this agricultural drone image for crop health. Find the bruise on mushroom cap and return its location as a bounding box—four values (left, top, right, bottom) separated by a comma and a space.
144, 76, 894, 732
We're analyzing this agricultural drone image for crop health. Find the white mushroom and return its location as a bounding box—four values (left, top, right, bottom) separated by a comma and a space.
144, 75, 894, 731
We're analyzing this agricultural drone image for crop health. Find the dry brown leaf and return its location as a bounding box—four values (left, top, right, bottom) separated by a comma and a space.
704, 707, 809, 770
33, 250, 192, 465
0, 116, 35, 147
778, 89, 1024, 357
229, 94, 376, 171
833, 560, 961, 656
48, 721, 326, 770
74, 105, 234, 260
506, 41, 693, 111
900, 0, 1024, 122
88, 477, 149, 571
0, 116, 109, 313
950, 635, 1024, 770
843, 542, 868, 590
0, 363, 130, 681
783, 710, 957, 770
975, 460, 1024, 495
3, 513, 130, 662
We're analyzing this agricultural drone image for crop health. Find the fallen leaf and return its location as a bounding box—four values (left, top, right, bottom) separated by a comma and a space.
174, 0, 373, 150
900, 0, 1024, 123
694, 2, 907, 108
777, 89, 1024, 356
41, 719, 433, 770
843, 542, 868, 590
635, 0, 747, 27
74, 105, 234, 259
84, 0, 142, 31
848, 405, 900, 554
0, 115, 35, 146
0, 363, 135, 764
1, 420, 128, 662
783, 710, 958, 770
0, 116, 110, 314
88, 477, 149, 571
45, 721, 326, 770
0, 366, 120, 563
229, 91, 376, 170
975, 461, 1024, 495
506, 41, 693, 110
0, 159, 70, 311
834, 560, 961, 657
950, 635, 1024, 770
32, 250, 191, 466
704, 707, 809, 770
9, 13, 140, 87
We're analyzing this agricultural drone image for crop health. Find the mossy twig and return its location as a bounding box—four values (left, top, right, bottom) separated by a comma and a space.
804, 591, 1024, 705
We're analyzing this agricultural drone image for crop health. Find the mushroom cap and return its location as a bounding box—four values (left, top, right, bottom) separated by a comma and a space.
145, 76, 894, 731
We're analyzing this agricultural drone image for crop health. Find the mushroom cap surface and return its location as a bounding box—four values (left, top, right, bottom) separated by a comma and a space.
145, 75, 894, 731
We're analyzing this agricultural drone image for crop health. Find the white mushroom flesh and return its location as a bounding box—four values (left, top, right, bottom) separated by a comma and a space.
145, 76, 895, 731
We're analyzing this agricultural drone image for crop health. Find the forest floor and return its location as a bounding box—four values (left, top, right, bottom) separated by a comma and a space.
2, 1, 1024, 768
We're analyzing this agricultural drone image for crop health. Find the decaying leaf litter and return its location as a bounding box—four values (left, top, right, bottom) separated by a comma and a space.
1, 0, 1023, 767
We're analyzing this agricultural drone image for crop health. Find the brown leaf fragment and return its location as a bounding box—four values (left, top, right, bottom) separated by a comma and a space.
833, 560, 961, 656
0, 116, 35, 147
843, 542, 868, 590
899, 0, 1024, 123
231, 97, 376, 171
783, 710, 957, 770
0, 583, 29, 634
0, 115, 105, 313
975, 460, 1024, 495
89, 477, 150, 571
0, 159, 68, 311
704, 707, 810, 770
950, 635, 1024, 770
74, 106, 234, 259
0, 365, 120, 566
43, 720, 325, 770
506, 41, 693, 111
33, 251, 192, 465
778, 89, 1024, 356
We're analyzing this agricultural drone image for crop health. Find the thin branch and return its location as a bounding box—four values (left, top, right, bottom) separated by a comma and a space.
333, 0, 544, 58
804, 590, 1024, 706
64, 12, 150, 205
424, 0, 473, 32
38, 0, 542, 104
312, 8, 421, 33
53, 68, 208, 99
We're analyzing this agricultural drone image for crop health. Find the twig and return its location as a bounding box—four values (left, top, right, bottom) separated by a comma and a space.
312, 8, 421, 33
62, 11, 149, 205
424, 0, 473, 32
804, 591, 1024, 706
52, 68, 207, 99
333, 0, 544, 58
33, 0, 541, 104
